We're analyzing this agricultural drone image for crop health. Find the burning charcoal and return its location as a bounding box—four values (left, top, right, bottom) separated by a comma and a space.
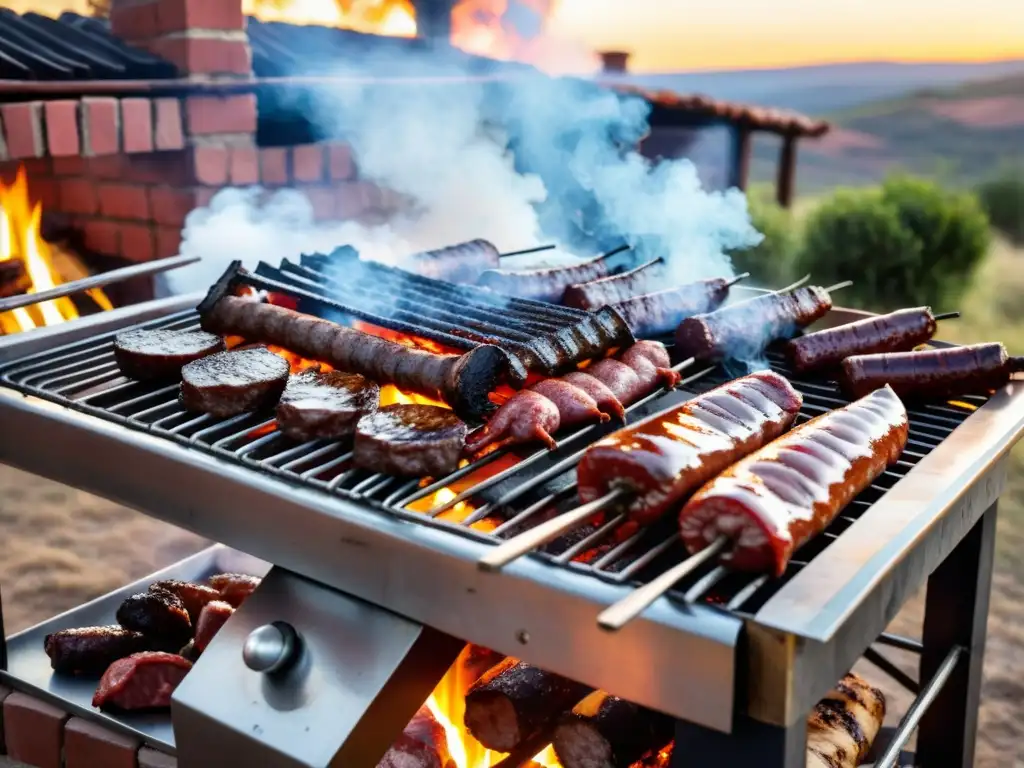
552, 692, 673, 768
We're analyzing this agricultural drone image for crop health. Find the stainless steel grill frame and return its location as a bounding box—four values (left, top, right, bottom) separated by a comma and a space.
1, 284, 1022, 768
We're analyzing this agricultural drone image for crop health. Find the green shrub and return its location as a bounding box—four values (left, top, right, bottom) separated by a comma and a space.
728, 193, 799, 287
796, 177, 990, 310
977, 170, 1024, 245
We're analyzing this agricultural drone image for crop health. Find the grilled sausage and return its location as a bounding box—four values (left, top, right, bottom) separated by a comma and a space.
378, 707, 453, 768
675, 286, 833, 361
275, 368, 380, 441
585, 340, 679, 406
149, 580, 223, 625
116, 589, 193, 648
562, 372, 626, 422
44, 626, 152, 677
530, 379, 608, 428
193, 600, 234, 652
611, 279, 734, 338
407, 239, 501, 284
180, 346, 290, 417
807, 674, 886, 768
354, 404, 468, 477
840, 343, 1024, 401
114, 329, 226, 381
578, 371, 803, 530
477, 253, 614, 302
786, 307, 940, 373
465, 390, 561, 453
208, 573, 261, 607
552, 691, 674, 768
92, 652, 192, 711
679, 385, 908, 575
561, 258, 662, 309
200, 295, 508, 422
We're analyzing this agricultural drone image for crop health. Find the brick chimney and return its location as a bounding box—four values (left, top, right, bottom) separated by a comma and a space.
599, 51, 630, 75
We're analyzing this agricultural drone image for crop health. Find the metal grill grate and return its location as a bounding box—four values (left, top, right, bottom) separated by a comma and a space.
0, 309, 985, 620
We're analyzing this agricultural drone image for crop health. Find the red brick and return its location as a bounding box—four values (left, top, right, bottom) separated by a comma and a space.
98, 183, 151, 220
83, 219, 120, 255
292, 144, 324, 183
110, 1, 160, 42
335, 181, 379, 220
30, 178, 60, 210
1, 103, 44, 159
20, 156, 51, 177
121, 98, 154, 154
64, 717, 140, 768
196, 187, 217, 208
80, 97, 120, 156
229, 145, 259, 185
259, 147, 288, 185
2, 692, 68, 768
85, 153, 126, 180
185, 94, 256, 136
156, 0, 245, 34
139, 746, 178, 768
327, 142, 355, 181
155, 226, 183, 259
50, 154, 87, 176
59, 178, 99, 215
304, 187, 335, 221
0, 120, 7, 162
0, 684, 11, 755
154, 98, 185, 150
121, 152, 192, 186
152, 38, 251, 77
121, 222, 156, 261
44, 101, 81, 157
148, 187, 198, 227
191, 145, 228, 185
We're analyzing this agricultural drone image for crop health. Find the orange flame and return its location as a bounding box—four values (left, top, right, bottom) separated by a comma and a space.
0, 167, 112, 334
244, 0, 416, 35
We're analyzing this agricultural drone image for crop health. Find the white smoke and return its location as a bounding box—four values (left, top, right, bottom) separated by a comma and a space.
162, 42, 761, 298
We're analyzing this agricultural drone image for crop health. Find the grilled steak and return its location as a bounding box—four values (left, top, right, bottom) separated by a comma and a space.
44, 626, 152, 677
208, 573, 261, 607
193, 600, 234, 652
116, 588, 192, 648
180, 346, 290, 417
92, 652, 192, 711
149, 580, 222, 625
114, 328, 226, 381
275, 368, 380, 441
354, 404, 468, 477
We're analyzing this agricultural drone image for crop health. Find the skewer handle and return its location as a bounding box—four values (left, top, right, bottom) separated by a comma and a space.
671, 356, 696, 374
776, 274, 811, 294
725, 272, 751, 288
823, 280, 854, 293
499, 244, 556, 258
478, 490, 624, 572
933, 311, 960, 321
596, 537, 728, 631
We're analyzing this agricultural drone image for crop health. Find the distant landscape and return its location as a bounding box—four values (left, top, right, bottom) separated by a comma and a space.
613, 59, 1024, 193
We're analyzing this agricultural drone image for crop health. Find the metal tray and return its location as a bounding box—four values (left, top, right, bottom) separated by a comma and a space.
0, 546, 270, 753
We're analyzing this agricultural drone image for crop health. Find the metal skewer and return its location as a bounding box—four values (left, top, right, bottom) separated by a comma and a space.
596, 537, 729, 631
933, 311, 960, 321
823, 280, 854, 293
499, 244, 556, 258
726, 272, 751, 288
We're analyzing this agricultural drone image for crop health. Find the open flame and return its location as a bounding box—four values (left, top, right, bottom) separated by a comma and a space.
0, 167, 112, 334
244, 0, 416, 36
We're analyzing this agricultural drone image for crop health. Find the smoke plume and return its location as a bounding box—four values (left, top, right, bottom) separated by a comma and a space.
163, 38, 760, 297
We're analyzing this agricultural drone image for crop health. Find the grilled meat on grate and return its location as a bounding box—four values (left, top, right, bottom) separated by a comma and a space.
408, 239, 501, 284
149, 580, 222, 625
113, 329, 226, 381
355, 404, 468, 477
611, 279, 736, 339
116, 588, 193, 649
561, 258, 662, 310
275, 368, 380, 441
179, 346, 290, 417
477, 253, 615, 303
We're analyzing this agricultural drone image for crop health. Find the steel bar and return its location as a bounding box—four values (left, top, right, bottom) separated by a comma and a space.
0, 254, 199, 313
876, 633, 924, 654
863, 647, 920, 695
874, 646, 964, 768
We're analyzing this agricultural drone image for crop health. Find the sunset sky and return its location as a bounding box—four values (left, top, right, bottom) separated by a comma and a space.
16, 0, 1024, 73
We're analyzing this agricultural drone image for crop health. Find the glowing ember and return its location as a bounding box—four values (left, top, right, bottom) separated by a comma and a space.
404, 452, 520, 527
0, 167, 112, 334
244, 0, 416, 36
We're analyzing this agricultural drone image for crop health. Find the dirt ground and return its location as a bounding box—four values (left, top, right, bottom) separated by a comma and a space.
1, 464, 1023, 766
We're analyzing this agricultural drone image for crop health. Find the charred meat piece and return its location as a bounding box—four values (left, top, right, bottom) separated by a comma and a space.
208, 573, 262, 607
275, 368, 380, 441
807, 674, 886, 768
354, 404, 468, 477
561, 258, 662, 310
378, 707, 454, 768
193, 600, 234, 652
92, 652, 192, 711
609, 278, 735, 338
180, 346, 290, 417
578, 371, 803, 531
675, 286, 833, 361
464, 659, 591, 752
477, 253, 613, 303
44, 626, 152, 677
408, 239, 501, 284
114, 328, 226, 381
116, 589, 192, 647
561, 372, 625, 422
149, 580, 222, 625
679, 385, 908, 575
529, 379, 608, 429
839, 343, 1024, 401
200, 295, 507, 423
785, 306, 941, 374
465, 390, 560, 453
617, 340, 680, 388
552, 691, 674, 768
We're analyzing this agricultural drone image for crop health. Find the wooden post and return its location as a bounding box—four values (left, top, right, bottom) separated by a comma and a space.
776, 133, 798, 208
727, 124, 752, 191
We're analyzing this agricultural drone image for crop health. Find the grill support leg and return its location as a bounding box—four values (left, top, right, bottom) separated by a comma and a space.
0, 582, 6, 671
671, 714, 807, 768
916, 502, 997, 768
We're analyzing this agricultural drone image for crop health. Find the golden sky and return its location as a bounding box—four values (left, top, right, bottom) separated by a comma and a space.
14, 0, 1024, 73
